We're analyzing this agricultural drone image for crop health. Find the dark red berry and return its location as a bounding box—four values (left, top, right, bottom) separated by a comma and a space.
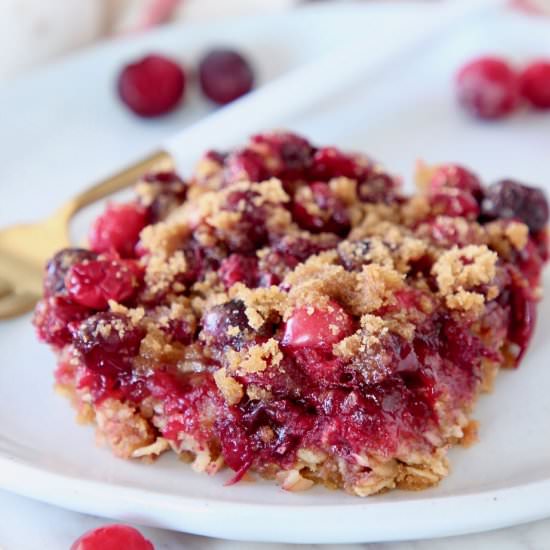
292, 182, 350, 235
223, 148, 267, 186
89, 202, 148, 257
456, 56, 520, 120
219, 254, 258, 289
198, 48, 254, 105
72, 312, 144, 358
310, 147, 367, 180
428, 164, 483, 200
33, 297, 89, 347
251, 132, 314, 180
118, 54, 185, 117
65, 257, 141, 309
357, 172, 398, 204
201, 299, 255, 351
141, 171, 187, 222
520, 60, 550, 109
429, 188, 480, 219
70, 524, 154, 550
221, 190, 269, 253
481, 179, 549, 233
44, 248, 97, 296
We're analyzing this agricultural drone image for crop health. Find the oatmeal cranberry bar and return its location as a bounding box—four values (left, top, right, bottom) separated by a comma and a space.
33, 132, 548, 496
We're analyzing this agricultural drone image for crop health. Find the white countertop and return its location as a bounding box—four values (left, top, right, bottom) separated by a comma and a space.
1, 489, 549, 549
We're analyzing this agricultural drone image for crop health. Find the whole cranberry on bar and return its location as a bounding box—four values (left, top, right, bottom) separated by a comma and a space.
34, 131, 548, 496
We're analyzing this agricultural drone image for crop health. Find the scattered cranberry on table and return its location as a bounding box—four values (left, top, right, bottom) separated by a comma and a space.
117, 54, 186, 117
520, 60, 550, 109
456, 56, 520, 120
70, 524, 154, 550
198, 48, 255, 105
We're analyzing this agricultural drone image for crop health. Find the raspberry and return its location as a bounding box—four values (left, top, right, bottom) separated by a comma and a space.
118, 54, 185, 117
198, 49, 254, 105
456, 56, 520, 119
89, 202, 148, 257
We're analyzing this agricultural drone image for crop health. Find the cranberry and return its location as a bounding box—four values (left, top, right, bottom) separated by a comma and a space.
164, 317, 196, 345
429, 187, 480, 219
198, 48, 254, 105
337, 239, 372, 271
520, 60, 550, 109
44, 248, 97, 296
504, 267, 538, 365
89, 202, 148, 258
357, 172, 398, 204
72, 312, 144, 357
310, 147, 367, 181
251, 132, 314, 180
70, 524, 154, 550
292, 182, 350, 235
221, 190, 268, 253
201, 299, 268, 351
33, 297, 89, 347
141, 171, 187, 222
456, 56, 520, 119
65, 257, 141, 309
282, 300, 355, 352
219, 254, 258, 289
71, 312, 145, 396
428, 164, 483, 200
118, 54, 185, 117
481, 179, 549, 233
223, 148, 267, 186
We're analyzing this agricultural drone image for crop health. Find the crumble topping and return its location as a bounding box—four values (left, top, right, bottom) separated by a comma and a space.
34, 131, 548, 498
432, 245, 498, 312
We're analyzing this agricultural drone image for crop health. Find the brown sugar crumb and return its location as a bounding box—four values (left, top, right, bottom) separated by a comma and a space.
214, 368, 244, 405
226, 338, 283, 374
355, 264, 404, 313
505, 221, 529, 250
229, 284, 286, 329
432, 245, 497, 301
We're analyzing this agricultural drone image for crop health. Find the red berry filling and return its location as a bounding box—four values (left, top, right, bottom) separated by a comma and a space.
35, 132, 548, 495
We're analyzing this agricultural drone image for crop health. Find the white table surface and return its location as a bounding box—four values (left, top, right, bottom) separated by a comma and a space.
1, 489, 549, 549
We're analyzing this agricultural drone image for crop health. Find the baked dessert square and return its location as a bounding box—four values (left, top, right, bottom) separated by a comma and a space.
34, 132, 548, 496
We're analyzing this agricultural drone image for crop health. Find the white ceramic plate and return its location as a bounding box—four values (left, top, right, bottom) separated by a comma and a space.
1, 3, 550, 544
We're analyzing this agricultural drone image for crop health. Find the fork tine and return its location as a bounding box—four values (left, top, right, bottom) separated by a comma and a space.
0, 292, 39, 320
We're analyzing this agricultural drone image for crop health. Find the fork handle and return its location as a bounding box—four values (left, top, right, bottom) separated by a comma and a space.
58, 150, 173, 219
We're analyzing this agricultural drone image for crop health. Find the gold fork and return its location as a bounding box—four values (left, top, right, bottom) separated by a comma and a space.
0, 151, 172, 320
